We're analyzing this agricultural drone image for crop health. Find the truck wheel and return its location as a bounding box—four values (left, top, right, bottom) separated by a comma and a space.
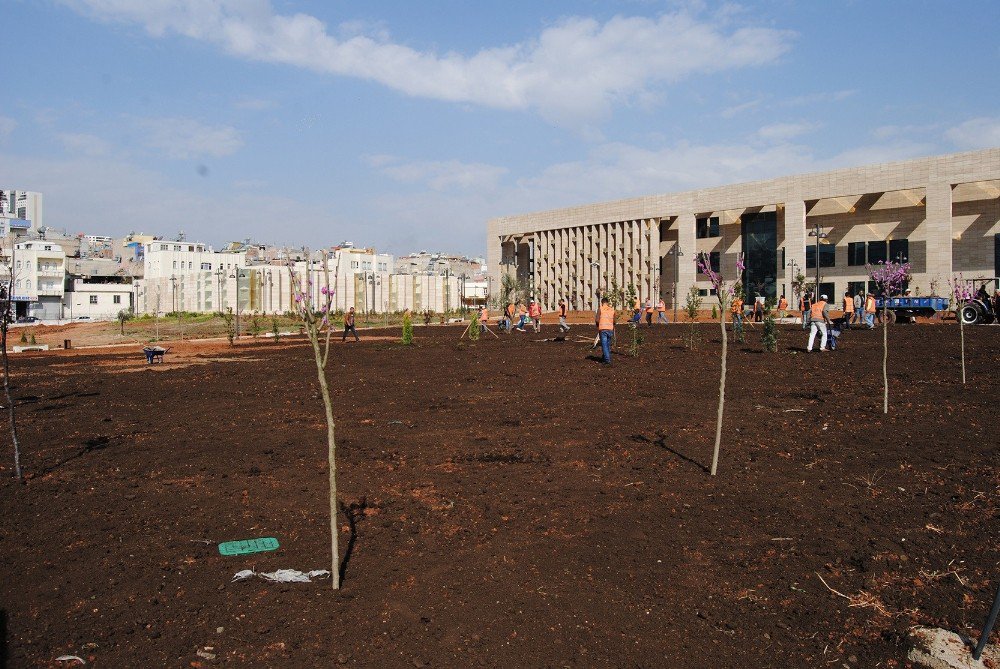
880, 310, 896, 324
958, 303, 982, 325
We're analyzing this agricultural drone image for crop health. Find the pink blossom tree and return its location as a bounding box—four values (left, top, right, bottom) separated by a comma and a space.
866, 260, 911, 414
289, 251, 343, 588
695, 252, 745, 476
950, 275, 973, 384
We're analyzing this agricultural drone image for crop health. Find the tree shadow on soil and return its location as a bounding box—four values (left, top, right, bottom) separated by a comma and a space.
39, 436, 112, 476
338, 498, 368, 586
631, 433, 709, 473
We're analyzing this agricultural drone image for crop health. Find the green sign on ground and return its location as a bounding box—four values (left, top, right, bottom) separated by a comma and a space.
218, 537, 280, 556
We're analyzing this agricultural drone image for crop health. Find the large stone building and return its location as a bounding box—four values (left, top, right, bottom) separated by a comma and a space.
487, 148, 1000, 311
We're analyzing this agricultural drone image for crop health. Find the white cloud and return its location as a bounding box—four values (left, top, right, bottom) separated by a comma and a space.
945, 117, 1000, 150
57, 132, 112, 156
374, 157, 508, 191
59, 1, 794, 125
0, 116, 16, 142
756, 121, 820, 142
137, 117, 243, 159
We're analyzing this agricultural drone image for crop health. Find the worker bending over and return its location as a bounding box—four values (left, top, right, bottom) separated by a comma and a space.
807, 294, 831, 352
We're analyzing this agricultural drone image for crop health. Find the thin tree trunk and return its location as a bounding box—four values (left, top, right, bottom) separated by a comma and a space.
882, 307, 889, 414
2, 327, 22, 481
711, 313, 727, 476
960, 317, 966, 384
309, 332, 339, 589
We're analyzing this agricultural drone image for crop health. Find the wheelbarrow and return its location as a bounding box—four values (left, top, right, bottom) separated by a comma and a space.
142, 346, 169, 364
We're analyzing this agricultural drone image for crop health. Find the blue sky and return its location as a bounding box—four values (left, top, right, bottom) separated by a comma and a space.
1, 0, 998, 256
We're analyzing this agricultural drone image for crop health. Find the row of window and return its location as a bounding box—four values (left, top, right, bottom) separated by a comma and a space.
88, 295, 123, 304
171, 261, 237, 271
806, 239, 909, 269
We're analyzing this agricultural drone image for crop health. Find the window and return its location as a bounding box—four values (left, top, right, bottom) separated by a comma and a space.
847, 242, 866, 266
44, 245, 52, 251
888, 238, 909, 263
867, 241, 887, 264
173, 261, 177, 269
696, 252, 720, 275
696, 216, 721, 239
847, 281, 866, 298
351, 261, 359, 269
89, 295, 98, 304
201, 263, 211, 270
817, 282, 836, 302
174, 245, 181, 251
113, 295, 121, 304
806, 245, 835, 268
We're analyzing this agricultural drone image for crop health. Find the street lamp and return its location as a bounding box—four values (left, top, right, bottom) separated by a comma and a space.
668, 244, 684, 323
808, 222, 828, 292
786, 258, 799, 303
589, 261, 601, 310
366, 272, 381, 317
229, 269, 242, 338
214, 266, 226, 314
170, 274, 177, 314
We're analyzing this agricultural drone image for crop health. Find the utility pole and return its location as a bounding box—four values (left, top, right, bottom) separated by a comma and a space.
670, 243, 684, 323
809, 222, 828, 293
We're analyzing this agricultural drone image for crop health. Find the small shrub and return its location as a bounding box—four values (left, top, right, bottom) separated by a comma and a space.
628, 322, 643, 357
29, 334, 36, 345
19, 331, 27, 344
250, 311, 262, 338
402, 312, 414, 345
223, 308, 236, 346
711, 304, 718, 320
271, 316, 280, 342
762, 297, 777, 352
469, 312, 480, 342
684, 286, 702, 350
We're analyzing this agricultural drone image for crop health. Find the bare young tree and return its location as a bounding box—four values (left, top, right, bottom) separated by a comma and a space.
289, 251, 343, 588
0, 237, 23, 480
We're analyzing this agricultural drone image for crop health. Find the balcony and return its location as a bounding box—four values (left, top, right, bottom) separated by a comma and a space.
38, 268, 64, 277
37, 289, 63, 297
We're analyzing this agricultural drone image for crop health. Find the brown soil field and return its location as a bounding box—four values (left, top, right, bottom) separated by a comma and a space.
1, 322, 998, 668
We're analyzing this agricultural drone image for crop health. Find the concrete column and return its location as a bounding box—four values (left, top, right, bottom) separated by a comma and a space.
924, 181, 953, 285
676, 213, 697, 305
783, 200, 807, 290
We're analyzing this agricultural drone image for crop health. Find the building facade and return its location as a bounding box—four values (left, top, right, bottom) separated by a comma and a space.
0, 190, 42, 236
487, 149, 1000, 311
10, 240, 66, 319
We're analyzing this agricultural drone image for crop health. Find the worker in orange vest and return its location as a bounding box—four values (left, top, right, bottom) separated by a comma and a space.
479, 305, 488, 334
504, 301, 515, 333
596, 297, 616, 364
842, 291, 853, 329
528, 299, 542, 332
807, 294, 831, 352
643, 299, 654, 327
730, 295, 744, 328
864, 293, 877, 328
557, 298, 570, 333
516, 301, 528, 332
777, 294, 788, 319
656, 298, 668, 324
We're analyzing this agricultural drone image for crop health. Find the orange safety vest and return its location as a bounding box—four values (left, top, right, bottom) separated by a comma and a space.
529, 303, 541, 318
843, 297, 852, 311
519, 305, 527, 316
346, 311, 355, 326
731, 298, 743, 314
865, 297, 876, 313
777, 298, 788, 310
506, 304, 515, 317
559, 303, 567, 318
598, 304, 615, 331
810, 300, 827, 320
657, 300, 666, 312
480, 308, 488, 321
645, 302, 654, 314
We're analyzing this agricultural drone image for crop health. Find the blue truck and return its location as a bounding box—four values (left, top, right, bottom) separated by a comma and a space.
874, 278, 998, 324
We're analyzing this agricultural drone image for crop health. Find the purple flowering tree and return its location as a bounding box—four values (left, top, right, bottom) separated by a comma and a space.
867, 260, 911, 414
950, 275, 973, 384
289, 251, 343, 588
695, 252, 745, 476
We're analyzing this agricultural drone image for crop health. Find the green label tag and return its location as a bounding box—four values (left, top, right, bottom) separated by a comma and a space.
218, 537, 280, 556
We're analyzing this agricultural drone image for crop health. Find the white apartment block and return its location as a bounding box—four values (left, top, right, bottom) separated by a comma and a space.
487, 149, 1000, 311
142, 240, 247, 280
136, 262, 463, 316
7, 240, 66, 320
